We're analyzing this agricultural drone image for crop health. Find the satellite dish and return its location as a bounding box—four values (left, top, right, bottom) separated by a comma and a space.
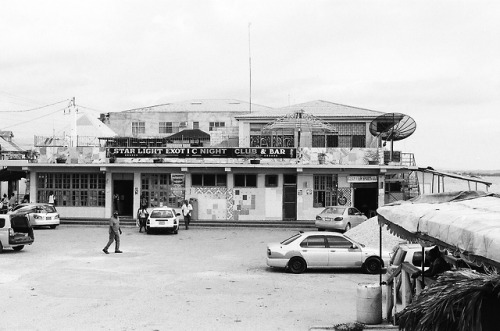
369, 113, 416, 162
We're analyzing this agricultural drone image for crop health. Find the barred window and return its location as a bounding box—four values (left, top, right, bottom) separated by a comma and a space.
312, 123, 366, 148
313, 175, 338, 208
209, 122, 225, 131
132, 121, 145, 135
192, 174, 227, 187
234, 174, 257, 187
37, 173, 105, 207
159, 122, 173, 134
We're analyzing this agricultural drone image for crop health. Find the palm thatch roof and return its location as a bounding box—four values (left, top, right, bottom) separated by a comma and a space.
397, 269, 500, 331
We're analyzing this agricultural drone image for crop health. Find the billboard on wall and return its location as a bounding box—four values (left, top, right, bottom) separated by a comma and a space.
107, 147, 297, 159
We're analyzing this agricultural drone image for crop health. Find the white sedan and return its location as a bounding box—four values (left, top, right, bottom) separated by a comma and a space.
146, 207, 181, 234
266, 231, 390, 274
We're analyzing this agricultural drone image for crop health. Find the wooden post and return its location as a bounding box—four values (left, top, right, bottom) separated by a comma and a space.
401, 269, 412, 308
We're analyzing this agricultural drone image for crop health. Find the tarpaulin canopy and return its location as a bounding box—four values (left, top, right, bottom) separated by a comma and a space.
377, 191, 500, 270
168, 129, 210, 141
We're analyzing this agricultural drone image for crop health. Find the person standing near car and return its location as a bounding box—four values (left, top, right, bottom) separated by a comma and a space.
103, 211, 122, 254
181, 199, 193, 230
48, 191, 55, 205
137, 207, 148, 233
1, 194, 8, 213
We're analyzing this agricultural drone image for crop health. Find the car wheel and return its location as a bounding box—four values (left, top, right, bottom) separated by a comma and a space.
0, 241, 3, 254
288, 257, 307, 274
146, 227, 151, 235
50, 225, 57, 229
12, 245, 24, 251
173, 229, 178, 234
363, 257, 382, 274
344, 223, 351, 232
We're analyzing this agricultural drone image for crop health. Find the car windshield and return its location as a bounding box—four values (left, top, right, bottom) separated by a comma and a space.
280, 233, 302, 245
150, 210, 174, 218
322, 207, 346, 214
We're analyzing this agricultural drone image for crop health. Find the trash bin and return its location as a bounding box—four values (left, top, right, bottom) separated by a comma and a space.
189, 198, 198, 221
356, 283, 382, 324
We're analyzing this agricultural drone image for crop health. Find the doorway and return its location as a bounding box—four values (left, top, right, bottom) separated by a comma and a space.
353, 183, 378, 218
113, 180, 134, 216
282, 174, 297, 221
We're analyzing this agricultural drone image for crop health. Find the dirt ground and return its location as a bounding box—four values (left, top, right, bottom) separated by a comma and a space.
0, 226, 385, 331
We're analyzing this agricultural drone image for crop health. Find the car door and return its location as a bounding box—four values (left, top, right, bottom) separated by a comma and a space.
299, 235, 329, 267
325, 235, 362, 268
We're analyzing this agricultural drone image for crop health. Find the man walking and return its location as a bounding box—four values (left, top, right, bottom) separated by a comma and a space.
103, 211, 123, 254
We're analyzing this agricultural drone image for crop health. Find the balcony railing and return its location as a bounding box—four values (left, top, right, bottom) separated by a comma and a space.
34, 136, 100, 147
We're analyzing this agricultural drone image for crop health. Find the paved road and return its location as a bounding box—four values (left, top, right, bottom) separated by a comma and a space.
0, 226, 383, 330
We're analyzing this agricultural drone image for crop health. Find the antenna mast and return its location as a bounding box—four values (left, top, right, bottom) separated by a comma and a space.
248, 22, 252, 113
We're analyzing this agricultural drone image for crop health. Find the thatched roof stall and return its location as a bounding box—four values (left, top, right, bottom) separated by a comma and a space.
377, 191, 500, 331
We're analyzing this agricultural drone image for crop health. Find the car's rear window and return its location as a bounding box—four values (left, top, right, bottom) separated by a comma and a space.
41, 205, 57, 213
150, 210, 174, 218
322, 207, 346, 214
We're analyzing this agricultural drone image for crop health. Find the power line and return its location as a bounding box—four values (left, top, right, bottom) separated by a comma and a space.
0, 106, 68, 130
0, 99, 70, 113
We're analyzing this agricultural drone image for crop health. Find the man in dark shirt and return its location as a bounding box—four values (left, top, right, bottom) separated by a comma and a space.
103, 211, 122, 254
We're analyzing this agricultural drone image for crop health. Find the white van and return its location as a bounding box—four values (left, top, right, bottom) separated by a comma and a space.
0, 214, 35, 253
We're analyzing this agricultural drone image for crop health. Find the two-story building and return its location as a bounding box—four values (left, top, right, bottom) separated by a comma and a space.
1, 99, 425, 222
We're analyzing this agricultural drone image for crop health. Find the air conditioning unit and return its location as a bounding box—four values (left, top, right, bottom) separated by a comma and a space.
179, 121, 187, 128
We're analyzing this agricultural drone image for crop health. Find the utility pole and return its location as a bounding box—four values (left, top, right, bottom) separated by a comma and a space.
248, 22, 252, 113
65, 97, 78, 147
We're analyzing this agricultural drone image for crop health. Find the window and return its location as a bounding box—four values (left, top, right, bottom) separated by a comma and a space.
159, 122, 173, 134
234, 174, 257, 187
250, 123, 294, 147
326, 236, 352, 248
132, 122, 145, 135
313, 175, 338, 207
265, 175, 278, 187
191, 174, 227, 187
193, 122, 199, 130
312, 123, 366, 148
37, 173, 105, 207
209, 122, 225, 131
141, 173, 183, 208
300, 236, 326, 248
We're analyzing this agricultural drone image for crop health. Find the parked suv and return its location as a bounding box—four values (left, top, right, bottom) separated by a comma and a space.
0, 213, 35, 253
10, 203, 60, 229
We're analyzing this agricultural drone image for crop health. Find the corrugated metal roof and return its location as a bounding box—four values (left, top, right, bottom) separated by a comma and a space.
122, 99, 273, 113
236, 100, 385, 119
0, 131, 24, 152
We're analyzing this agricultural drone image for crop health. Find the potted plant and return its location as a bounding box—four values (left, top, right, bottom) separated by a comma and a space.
55, 155, 67, 164
318, 152, 326, 164
363, 150, 379, 165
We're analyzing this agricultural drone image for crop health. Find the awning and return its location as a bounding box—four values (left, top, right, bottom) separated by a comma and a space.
377, 191, 500, 270
168, 129, 210, 141
0, 168, 27, 182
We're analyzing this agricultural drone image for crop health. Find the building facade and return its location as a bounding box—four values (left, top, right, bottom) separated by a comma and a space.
1, 99, 420, 222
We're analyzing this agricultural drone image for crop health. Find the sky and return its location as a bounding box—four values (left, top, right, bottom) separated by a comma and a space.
1, 0, 499, 170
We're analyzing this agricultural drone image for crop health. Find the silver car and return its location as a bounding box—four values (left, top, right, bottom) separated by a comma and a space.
10, 203, 60, 229
266, 231, 389, 274
315, 206, 367, 232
